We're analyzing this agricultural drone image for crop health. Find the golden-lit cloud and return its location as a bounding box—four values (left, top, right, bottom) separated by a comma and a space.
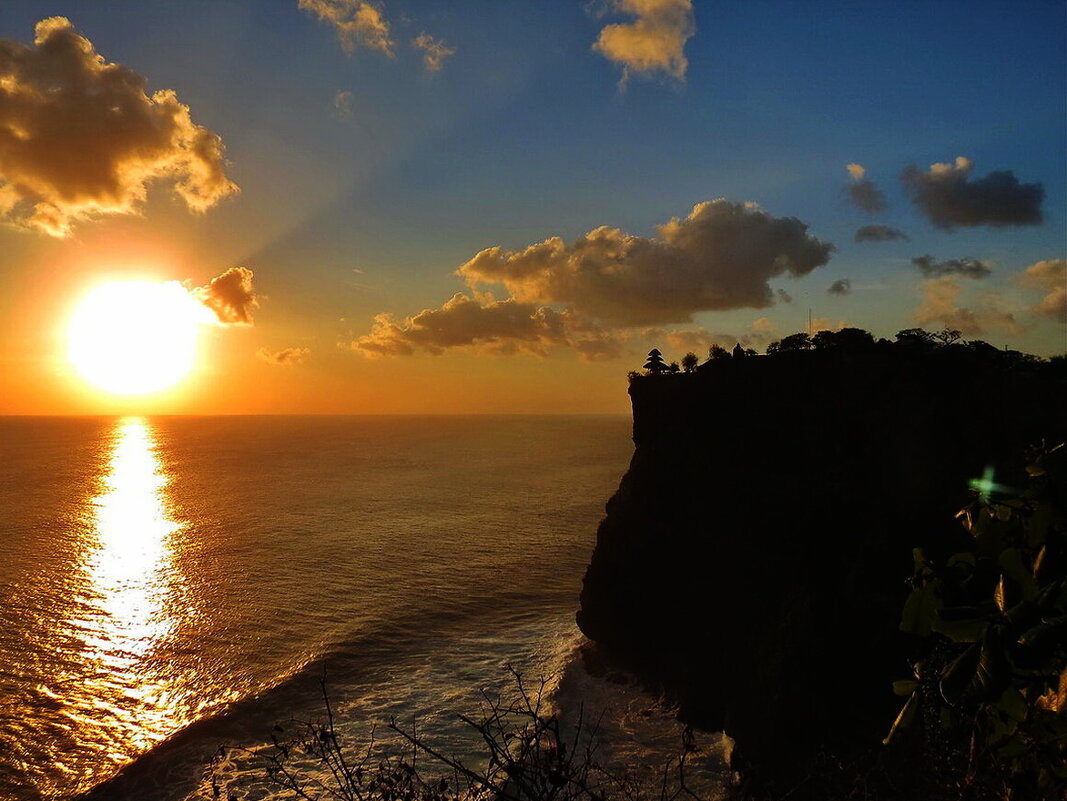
593, 0, 695, 82
457, 199, 833, 326
843, 163, 886, 214
257, 346, 310, 365
1020, 258, 1066, 322
352, 294, 626, 360
914, 276, 1019, 336
0, 17, 238, 237
299, 0, 394, 55
901, 156, 1044, 229
412, 34, 455, 73
854, 225, 908, 243
192, 267, 258, 325
641, 326, 768, 355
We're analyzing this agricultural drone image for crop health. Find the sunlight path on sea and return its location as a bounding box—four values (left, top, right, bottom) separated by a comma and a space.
78, 418, 186, 751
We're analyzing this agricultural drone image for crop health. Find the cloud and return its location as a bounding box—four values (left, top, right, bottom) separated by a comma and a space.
854, 225, 909, 243
775, 288, 793, 304
456, 199, 833, 327
412, 34, 455, 73
912, 254, 992, 280
258, 346, 309, 365
914, 276, 1019, 336
844, 163, 886, 214
299, 0, 393, 55
353, 293, 628, 360
641, 326, 770, 355
0, 17, 238, 237
193, 267, 258, 325
593, 0, 695, 82
1019, 258, 1066, 322
333, 90, 353, 118
828, 279, 852, 296
900, 156, 1043, 229
810, 317, 849, 333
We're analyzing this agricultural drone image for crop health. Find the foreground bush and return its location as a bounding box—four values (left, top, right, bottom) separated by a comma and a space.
211, 666, 710, 801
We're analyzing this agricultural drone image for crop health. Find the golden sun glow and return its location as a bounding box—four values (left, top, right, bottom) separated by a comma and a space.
67, 281, 212, 395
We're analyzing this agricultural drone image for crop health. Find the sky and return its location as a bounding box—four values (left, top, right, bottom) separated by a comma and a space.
0, 0, 1064, 415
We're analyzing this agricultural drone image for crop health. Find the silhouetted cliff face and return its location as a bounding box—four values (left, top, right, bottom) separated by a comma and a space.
577, 348, 1066, 780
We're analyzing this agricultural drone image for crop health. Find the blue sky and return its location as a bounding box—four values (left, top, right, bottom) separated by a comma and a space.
0, 1, 1063, 413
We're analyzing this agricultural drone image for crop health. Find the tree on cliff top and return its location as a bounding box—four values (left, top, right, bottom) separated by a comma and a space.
643, 348, 667, 374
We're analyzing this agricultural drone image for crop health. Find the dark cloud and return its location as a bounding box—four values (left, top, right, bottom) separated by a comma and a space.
775, 288, 793, 304
854, 225, 909, 243
844, 164, 886, 214
456, 199, 833, 327
193, 267, 258, 325
0, 17, 238, 236
257, 346, 309, 365
352, 293, 625, 360
827, 279, 852, 296
900, 156, 1043, 229
912, 255, 992, 280
1020, 259, 1066, 322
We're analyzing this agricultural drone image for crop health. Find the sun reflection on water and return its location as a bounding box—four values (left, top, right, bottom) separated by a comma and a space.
81, 417, 184, 750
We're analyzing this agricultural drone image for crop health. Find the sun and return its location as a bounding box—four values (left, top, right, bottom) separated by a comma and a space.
67, 281, 212, 395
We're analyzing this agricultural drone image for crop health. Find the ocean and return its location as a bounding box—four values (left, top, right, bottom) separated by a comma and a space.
0, 416, 730, 800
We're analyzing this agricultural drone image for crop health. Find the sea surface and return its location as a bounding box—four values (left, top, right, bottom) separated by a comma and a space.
0, 416, 731, 800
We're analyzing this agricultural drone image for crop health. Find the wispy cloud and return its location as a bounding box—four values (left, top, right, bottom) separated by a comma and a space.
299, 0, 393, 55
258, 346, 310, 365
412, 33, 455, 73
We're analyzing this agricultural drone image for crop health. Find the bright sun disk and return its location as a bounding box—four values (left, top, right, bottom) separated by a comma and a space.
68, 281, 211, 395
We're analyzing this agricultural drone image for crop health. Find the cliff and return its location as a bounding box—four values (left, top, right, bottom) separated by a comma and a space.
576, 344, 1067, 785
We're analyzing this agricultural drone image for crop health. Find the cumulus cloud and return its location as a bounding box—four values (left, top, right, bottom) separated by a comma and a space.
352, 293, 625, 360
912, 254, 992, 280
900, 156, 1044, 229
914, 276, 1019, 336
828, 279, 852, 296
299, 0, 393, 55
1019, 258, 1066, 322
456, 199, 833, 327
844, 163, 886, 214
0, 17, 238, 237
412, 34, 454, 72
593, 0, 695, 83
854, 225, 909, 243
193, 267, 258, 325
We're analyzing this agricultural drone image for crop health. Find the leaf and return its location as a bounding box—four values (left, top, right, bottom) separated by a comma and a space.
893, 680, 919, 697
1000, 549, 1038, 601
940, 626, 1010, 705
883, 691, 918, 745
932, 615, 987, 643
900, 585, 940, 637
1016, 616, 1067, 667
994, 575, 1007, 614
995, 686, 1027, 723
